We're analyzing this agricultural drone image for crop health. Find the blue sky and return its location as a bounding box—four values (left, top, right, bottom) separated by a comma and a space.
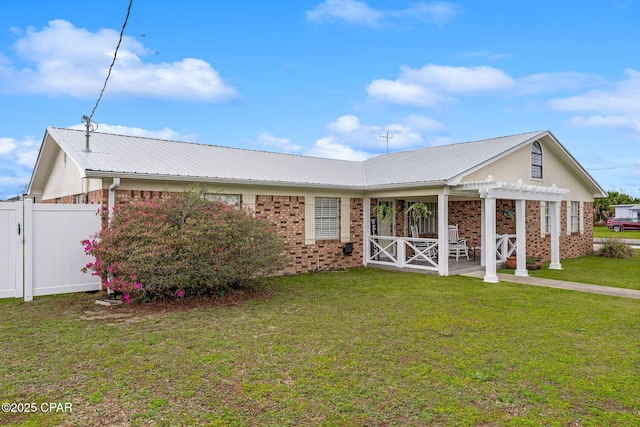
1, 0, 639, 200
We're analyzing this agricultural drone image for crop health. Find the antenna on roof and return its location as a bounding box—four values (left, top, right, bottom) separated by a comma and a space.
81, 115, 96, 152
377, 129, 396, 154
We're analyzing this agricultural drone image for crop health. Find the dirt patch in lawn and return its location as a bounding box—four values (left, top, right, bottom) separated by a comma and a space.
77, 286, 277, 323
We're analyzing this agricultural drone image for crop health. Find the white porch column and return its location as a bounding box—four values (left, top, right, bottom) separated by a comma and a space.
437, 191, 449, 276
480, 197, 486, 267
363, 198, 371, 266
549, 200, 562, 270
514, 199, 528, 277
482, 190, 498, 283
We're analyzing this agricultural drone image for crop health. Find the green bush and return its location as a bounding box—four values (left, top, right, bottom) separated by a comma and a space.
599, 237, 634, 258
83, 188, 286, 302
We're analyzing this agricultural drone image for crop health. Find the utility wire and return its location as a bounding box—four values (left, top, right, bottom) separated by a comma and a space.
588, 164, 639, 171
87, 0, 134, 123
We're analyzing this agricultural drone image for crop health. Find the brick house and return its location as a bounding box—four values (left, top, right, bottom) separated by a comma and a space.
28, 127, 606, 282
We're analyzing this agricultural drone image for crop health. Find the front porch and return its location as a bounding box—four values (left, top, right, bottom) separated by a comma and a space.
362, 179, 569, 282
364, 234, 516, 275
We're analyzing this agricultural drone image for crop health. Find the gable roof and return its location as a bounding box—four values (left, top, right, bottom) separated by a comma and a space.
363, 130, 547, 188
30, 127, 605, 196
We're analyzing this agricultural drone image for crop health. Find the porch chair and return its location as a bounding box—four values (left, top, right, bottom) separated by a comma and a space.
448, 225, 469, 261
411, 225, 436, 258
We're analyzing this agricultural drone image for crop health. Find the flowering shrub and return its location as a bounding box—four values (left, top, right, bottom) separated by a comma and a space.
83, 188, 286, 302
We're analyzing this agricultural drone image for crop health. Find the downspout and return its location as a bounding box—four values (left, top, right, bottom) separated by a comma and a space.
106, 177, 120, 298
108, 177, 121, 222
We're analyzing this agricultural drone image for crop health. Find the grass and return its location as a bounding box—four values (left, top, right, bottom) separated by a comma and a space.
500, 249, 640, 290
1, 268, 639, 426
594, 225, 640, 239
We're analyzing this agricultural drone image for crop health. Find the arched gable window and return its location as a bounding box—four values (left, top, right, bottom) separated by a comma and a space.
531, 141, 543, 179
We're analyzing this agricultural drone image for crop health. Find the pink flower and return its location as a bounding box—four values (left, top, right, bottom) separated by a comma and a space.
107, 265, 113, 272
134, 282, 141, 289
176, 290, 185, 297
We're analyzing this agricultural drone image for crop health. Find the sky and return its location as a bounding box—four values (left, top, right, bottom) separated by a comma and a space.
0, 0, 639, 200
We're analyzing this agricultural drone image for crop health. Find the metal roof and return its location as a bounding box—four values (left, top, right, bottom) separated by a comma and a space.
41, 127, 600, 194
362, 130, 547, 187
46, 127, 366, 189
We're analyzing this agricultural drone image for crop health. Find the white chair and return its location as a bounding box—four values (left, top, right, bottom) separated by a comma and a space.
448, 225, 469, 261
411, 225, 436, 258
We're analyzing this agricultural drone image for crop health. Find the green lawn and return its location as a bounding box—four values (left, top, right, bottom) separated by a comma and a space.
1, 269, 639, 426
594, 225, 640, 239
500, 249, 640, 290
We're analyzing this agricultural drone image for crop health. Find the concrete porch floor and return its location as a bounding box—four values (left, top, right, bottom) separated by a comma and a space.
367, 256, 485, 275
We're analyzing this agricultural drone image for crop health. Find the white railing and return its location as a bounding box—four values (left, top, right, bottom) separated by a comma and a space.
366, 235, 439, 272
496, 234, 517, 261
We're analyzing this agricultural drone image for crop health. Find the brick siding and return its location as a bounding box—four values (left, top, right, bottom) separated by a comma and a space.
44, 189, 592, 271
254, 195, 363, 275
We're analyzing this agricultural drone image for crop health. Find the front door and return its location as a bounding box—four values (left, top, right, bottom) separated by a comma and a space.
376, 200, 396, 257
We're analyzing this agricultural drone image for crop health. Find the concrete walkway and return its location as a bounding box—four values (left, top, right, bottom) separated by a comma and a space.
461, 270, 640, 300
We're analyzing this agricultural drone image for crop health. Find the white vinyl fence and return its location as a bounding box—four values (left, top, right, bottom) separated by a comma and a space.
0, 199, 102, 301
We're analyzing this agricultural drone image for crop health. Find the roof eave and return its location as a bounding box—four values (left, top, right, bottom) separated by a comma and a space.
85, 170, 368, 191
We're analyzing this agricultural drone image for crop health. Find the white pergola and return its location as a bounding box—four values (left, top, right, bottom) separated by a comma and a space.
460, 178, 570, 282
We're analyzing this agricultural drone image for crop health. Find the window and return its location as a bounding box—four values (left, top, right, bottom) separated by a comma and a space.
531, 141, 543, 179
407, 201, 437, 234
206, 193, 241, 208
315, 197, 339, 239
570, 201, 579, 232
544, 202, 550, 234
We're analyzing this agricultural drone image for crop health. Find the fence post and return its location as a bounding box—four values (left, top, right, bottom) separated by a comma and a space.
15, 201, 24, 298
23, 198, 33, 302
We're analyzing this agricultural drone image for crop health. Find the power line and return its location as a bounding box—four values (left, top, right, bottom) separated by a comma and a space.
87, 0, 134, 123
588, 164, 639, 171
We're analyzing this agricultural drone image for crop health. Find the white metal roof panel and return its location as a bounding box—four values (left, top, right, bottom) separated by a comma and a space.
46, 127, 366, 188
361, 131, 547, 187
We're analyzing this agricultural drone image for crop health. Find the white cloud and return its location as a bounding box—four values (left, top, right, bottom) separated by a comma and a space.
307, 114, 446, 159
306, 0, 460, 27
0, 138, 17, 155
546, 68, 640, 139
391, 2, 461, 26
516, 71, 605, 95
567, 115, 640, 134
367, 63, 613, 109
306, 0, 382, 26
0, 136, 38, 166
367, 64, 513, 106
403, 64, 513, 92
404, 115, 446, 132
0, 135, 40, 199
458, 50, 508, 61
0, 19, 237, 102
255, 131, 303, 153
367, 79, 443, 107
307, 136, 371, 160
69, 123, 197, 141
547, 68, 640, 114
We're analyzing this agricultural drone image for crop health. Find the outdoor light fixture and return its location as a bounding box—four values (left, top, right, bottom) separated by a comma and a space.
343, 242, 354, 256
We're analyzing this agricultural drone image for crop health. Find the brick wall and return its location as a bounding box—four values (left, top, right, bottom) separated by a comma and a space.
254, 195, 363, 275
448, 199, 593, 262
43, 189, 593, 269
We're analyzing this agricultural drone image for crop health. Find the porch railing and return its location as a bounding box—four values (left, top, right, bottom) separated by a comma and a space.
496, 234, 517, 261
366, 236, 439, 272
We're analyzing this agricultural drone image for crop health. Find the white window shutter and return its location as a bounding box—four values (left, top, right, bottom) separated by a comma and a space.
305, 197, 316, 245
341, 197, 350, 242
